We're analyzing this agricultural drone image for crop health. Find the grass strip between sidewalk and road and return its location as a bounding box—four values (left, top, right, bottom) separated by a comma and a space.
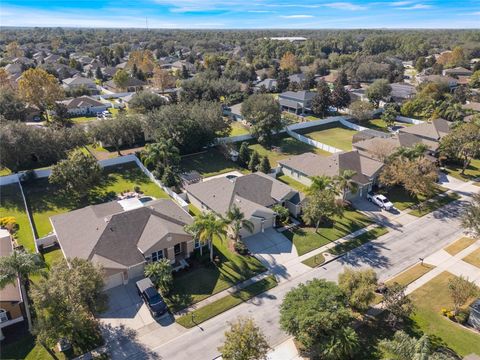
409, 192, 460, 217
176, 275, 277, 328
385, 263, 435, 287
328, 226, 388, 256
302, 253, 326, 268
444, 237, 476, 256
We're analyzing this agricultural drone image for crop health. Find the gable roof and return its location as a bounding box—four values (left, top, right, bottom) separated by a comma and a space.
51, 199, 193, 271
62, 76, 96, 86
186, 173, 296, 216
398, 118, 451, 141
59, 95, 105, 109
278, 151, 383, 185
279, 90, 315, 102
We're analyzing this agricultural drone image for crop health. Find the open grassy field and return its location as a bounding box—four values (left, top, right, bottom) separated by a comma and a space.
462, 248, 480, 268
167, 236, 266, 312
241, 135, 331, 168
409, 272, 480, 357
23, 162, 169, 238
283, 210, 373, 256
0, 183, 35, 252
180, 148, 246, 178
296, 122, 358, 151
444, 237, 477, 256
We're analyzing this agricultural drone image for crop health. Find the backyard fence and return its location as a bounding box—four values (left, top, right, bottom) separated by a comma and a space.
396, 115, 424, 125
286, 128, 342, 154
338, 118, 370, 132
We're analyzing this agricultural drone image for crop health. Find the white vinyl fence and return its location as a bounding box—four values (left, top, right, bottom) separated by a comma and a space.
286, 128, 342, 154
396, 115, 424, 125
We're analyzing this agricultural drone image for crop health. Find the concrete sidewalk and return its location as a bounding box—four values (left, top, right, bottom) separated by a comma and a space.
267, 338, 304, 360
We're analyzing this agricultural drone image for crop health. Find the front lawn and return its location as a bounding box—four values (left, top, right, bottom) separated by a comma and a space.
408, 272, 480, 357
0, 183, 35, 252
444, 237, 477, 256
23, 162, 169, 238
180, 148, 245, 178
409, 192, 460, 217
444, 158, 480, 183
296, 123, 358, 151
283, 210, 373, 256
381, 185, 446, 211
328, 226, 388, 256
167, 236, 266, 312
241, 135, 331, 168
277, 175, 309, 193
462, 248, 480, 268
229, 121, 250, 137
385, 263, 435, 287
71, 115, 98, 124
176, 275, 277, 328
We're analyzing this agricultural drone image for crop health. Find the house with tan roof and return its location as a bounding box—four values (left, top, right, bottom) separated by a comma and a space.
353, 132, 440, 161
57, 95, 109, 116
398, 118, 451, 142
0, 230, 26, 339
51, 199, 195, 290
278, 151, 384, 200
185, 173, 304, 237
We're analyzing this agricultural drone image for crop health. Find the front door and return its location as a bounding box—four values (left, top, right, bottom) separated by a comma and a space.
174, 243, 181, 255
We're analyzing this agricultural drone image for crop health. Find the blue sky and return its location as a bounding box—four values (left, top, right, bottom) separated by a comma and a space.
1, 0, 479, 28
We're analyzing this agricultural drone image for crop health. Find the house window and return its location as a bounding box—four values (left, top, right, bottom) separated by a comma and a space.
0, 309, 8, 323
151, 250, 164, 262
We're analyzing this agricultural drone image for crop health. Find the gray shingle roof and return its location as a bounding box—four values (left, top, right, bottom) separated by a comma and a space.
399, 118, 451, 141
52, 199, 193, 271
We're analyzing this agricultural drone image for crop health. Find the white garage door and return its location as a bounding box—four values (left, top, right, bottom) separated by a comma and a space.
104, 272, 123, 290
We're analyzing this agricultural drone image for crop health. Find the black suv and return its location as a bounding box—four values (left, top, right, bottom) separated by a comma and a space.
136, 278, 168, 318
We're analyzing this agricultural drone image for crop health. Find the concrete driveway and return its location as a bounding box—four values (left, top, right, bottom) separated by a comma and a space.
351, 197, 416, 228
243, 229, 301, 276
98, 279, 186, 359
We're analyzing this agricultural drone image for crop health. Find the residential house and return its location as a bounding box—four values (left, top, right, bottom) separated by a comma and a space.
62, 76, 98, 94
51, 199, 195, 290
0, 230, 26, 340
278, 151, 384, 200
398, 118, 451, 142
288, 73, 306, 86
104, 77, 146, 93
58, 96, 109, 116
388, 83, 417, 103
171, 60, 195, 75
353, 132, 440, 161
254, 78, 277, 92
278, 90, 315, 114
43, 54, 62, 63
101, 66, 118, 79
226, 103, 244, 121
4, 63, 22, 76
442, 67, 473, 77
186, 173, 304, 236
417, 74, 458, 90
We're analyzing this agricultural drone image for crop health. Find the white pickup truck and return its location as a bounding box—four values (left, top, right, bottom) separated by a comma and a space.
367, 192, 394, 211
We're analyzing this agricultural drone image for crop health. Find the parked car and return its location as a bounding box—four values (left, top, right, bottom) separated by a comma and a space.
367, 192, 394, 211
136, 278, 168, 318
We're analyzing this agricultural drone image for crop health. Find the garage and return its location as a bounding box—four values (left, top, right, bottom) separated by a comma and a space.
104, 271, 124, 290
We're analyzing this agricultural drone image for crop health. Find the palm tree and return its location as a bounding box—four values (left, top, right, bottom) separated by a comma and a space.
142, 139, 180, 172
307, 175, 335, 195
185, 212, 227, 262
334, 169, 358, 203
322, 326, 359, 360
144, 259, 173, 295
225, 204, 254, 243
0, 250, 45, 331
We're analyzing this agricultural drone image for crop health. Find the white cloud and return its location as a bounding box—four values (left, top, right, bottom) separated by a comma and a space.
390, 1, 415, 6
398, 3, 432, 9
247, 10, 274, 13
324, 2, 367, 10
280, 14, 314, 18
